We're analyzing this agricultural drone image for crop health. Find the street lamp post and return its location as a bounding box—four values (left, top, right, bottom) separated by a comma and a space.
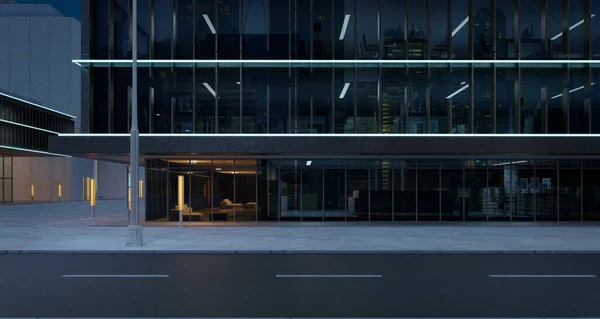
126, 0, 143, 246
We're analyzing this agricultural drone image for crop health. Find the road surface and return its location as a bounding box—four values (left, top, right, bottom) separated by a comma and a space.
1, 253, 599, 317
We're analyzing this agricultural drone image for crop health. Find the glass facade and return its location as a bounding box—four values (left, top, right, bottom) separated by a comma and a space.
0, 155, 12, 203
145, 159, 600, 222
79, 0, 600, 222
83, 0, 599, 134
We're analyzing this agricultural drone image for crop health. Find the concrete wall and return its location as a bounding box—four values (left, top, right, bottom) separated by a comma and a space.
12, 157, 72, 202
97, 161, 128, 200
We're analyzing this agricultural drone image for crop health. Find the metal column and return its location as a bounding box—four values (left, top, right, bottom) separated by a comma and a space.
126, 0, 143, 247
192, 0, 196, 133
425, 0, 431, 133
468, 0, 475, 133
584, 0, 592, 133
562, 0, 570, 133
513, 0, 521, 134
490, 0, 497, 133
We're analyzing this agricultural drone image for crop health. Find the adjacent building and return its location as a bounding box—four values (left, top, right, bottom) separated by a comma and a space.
50, 0, 600, 222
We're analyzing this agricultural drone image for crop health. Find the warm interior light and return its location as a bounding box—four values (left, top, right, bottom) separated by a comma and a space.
128, 187, 131, 211
138, 180, 143, 199
90, 179, 96, 206
177, 175, 184, 209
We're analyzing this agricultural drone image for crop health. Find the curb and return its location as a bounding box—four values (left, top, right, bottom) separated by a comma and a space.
3, 249, 600, 254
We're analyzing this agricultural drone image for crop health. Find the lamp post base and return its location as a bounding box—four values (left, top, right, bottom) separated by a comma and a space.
126, 225, 144, 247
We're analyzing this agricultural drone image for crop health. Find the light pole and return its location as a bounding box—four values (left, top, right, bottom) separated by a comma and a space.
126, 0, 143, 247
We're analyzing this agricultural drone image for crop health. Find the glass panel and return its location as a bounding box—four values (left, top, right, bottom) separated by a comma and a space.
155, 0, 173, 59
257, 160, 269, 221
356, 0, 378, 60
114, 0, 130, 59
324, 160, 346, 221
583, 163, 600, 221
417, 160, 440, 221
451, 0, 468, 59
195, 68, 216, 133
521, 1, 543, 59
497, 0, 514, 60
474, 68, 491, 133
370, 160, 392, 221
356, 68, 378, 133
151, 68, 174, 133
334, 67, 354, 133
218, 0, 241, 59
514, 160, 535, 221
347, 161, 369, 221
218, 68, 241, 133
213, 159, 235, 221
280, 164, 300, 221
535, 159, 558, 221
300, 162, 324, 221
242, 68, 268, 133
393, 160, 416, 221
0, 156, 3, 179
559, 160, 582, 221
190, 159, 212, 222
176, 0, 194, 59
569, 67, 587, 133
441, 161, 463, 221
196, 0, 217, 59
592, 69, 600, 134
173, 68, 194, 133
464, 161, 487, 221
568, 0, 585, 59
381, 0, 405, 59
269, 68, 290, 133
3, 179, 11, 202
496, 68, 514, 133
488, 160, 511, 221
234, 160, 258, 221
521, 68, 545, 133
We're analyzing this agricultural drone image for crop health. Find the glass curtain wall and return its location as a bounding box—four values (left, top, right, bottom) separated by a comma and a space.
89, 0, 597, 136
0, 155, 12, 203
145, 158, 600, 222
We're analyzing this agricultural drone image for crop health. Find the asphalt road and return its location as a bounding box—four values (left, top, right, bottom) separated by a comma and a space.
1, 253, 599, 318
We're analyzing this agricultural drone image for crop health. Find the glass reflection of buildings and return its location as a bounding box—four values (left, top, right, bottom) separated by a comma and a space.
79, 0, 600, 223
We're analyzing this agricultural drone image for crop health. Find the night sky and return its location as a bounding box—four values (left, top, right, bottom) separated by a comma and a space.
17, 0, 80, 20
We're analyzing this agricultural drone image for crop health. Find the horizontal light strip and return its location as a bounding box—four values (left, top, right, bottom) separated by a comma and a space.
492, 160, 527, 167
489, 274, 597, 278
446, 84, 469, 99
0, 119, 59, 134
0, 145, 71, 157
57, 133, 600, 138
550, 14, 596, 41
62, 274, 170, 278
202, 82, 216, 97
550, 83, 596, 99
339, 83, 351, 99
339, 14, 351, 40
0, 91, 76, 119
452, 16, 469, 37
72, 59, 600, 65
202, 14, 216, 34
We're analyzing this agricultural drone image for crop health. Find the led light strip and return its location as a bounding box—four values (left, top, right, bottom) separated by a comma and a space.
550, 83, 596, 99
339, 14, 351, 40
452, 17, 469, 37
339, 83, 351, 99
72, 59, 600, 65
0, 91, 76, 119
551, 14, 596, 41
57, 133, 600, 138
0, 118, 59, 134
202, 14, 216, 34
0, 145, 71, 157
446, 84, 469, 99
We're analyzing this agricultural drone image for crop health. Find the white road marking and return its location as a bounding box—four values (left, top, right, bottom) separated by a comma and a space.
276, 274, 383, 278
62, 274, 169, 278
489, 274, 596, 278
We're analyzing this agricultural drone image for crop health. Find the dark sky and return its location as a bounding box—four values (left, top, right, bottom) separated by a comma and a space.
17, 0, 80, 20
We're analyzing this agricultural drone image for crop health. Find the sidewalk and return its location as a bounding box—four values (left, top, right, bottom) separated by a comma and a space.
1, 199, 600, 253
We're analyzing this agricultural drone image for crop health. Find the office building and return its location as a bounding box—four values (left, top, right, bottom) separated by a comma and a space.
49, 0, 600, 222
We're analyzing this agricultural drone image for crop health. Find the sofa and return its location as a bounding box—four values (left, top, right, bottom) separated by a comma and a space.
169, 204, 204, 221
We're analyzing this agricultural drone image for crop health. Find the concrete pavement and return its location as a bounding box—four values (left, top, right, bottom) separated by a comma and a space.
2, 199, 600, 252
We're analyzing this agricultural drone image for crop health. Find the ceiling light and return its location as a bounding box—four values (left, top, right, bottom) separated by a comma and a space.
339, 14, 351, 40
452, 16, 469, 37
203, 82, 216, 97
306, 160, 312, 166
446, 84, 469, 99
215, 167, 222, 171
551, 14, 595, 41
203, 14, 216, 34
550, 83, 596, 99
339, 83, 351, 99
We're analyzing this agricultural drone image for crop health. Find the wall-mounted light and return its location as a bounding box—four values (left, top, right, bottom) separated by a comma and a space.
86, 177, 91, 201
58, 184, 62, 202
128, 187, 131, 211
178, 175, 184, 228
30, 185, 34, 201
138, 180, 143, 199
90, 179, 96, 207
